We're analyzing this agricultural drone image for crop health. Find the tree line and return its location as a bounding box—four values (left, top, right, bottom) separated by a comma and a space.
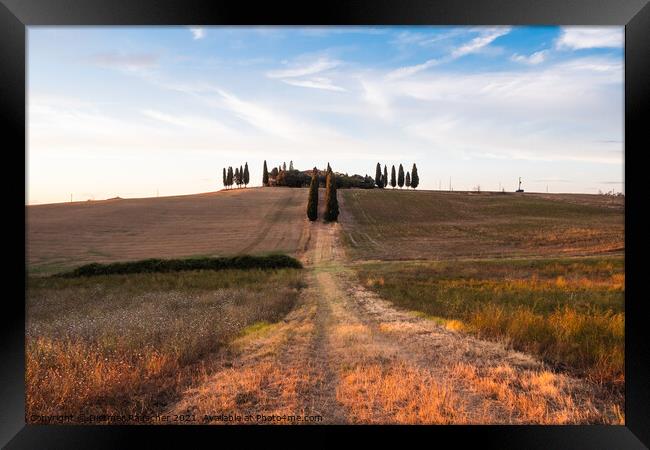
307, 164, 339, 222
374, 163, 419, 189
262, 160, 376, 189
222, 163, 250, 189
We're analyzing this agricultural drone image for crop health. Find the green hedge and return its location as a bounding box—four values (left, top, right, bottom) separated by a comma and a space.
57, 254, 303, 278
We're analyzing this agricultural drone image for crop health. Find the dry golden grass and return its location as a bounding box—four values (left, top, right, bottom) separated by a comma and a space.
357, 256, 624, 387
26, 269, 303, 422
451, 362, 623, 424
337, 362, 467, 424
27, 188, 307, 275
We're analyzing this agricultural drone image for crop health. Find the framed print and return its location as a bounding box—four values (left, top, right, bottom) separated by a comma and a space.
2, 0, 649, 447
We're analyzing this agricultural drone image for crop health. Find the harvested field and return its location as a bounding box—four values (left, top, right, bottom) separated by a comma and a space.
339, 190, 624, 261
27, 188, 307, 275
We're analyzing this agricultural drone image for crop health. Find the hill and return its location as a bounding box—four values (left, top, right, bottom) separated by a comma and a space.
339, 190, 624, 260
27, 188, 308, 275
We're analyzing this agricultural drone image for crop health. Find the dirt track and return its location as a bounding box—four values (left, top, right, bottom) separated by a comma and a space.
167, 219, 619, 424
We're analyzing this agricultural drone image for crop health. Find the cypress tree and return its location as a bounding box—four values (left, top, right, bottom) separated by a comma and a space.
398, 164, 405, 188
383, 165, 388, 188
262, 160, 269, 186
324, 170, 339, 222
405, 171, 411, 188
234, 167, 240, 188
289, 160, 294, 171
222, 168, 227, 189
411, 163, 419, 189
307, 167, 319, 221
243, 162, 250, 187
390, 165, 396, 189
283, 162, 287, 171
239, 165, 244, 187
375, 162, 382, 188
227, 166, 233, 189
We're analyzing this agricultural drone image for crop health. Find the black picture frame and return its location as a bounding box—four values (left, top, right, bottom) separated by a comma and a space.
2, 0, 648, 447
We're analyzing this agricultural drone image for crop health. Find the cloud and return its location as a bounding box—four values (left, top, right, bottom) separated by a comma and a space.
386, 59, 438, 80
189, 27, 206, 40
267, 56, 341, 78
451, 27, 512, 58
281, 77, 346, 92
511, 50, 548, 65
87, 52, 159, 71
214, 88, 340, 141
555, 27, 623, 50
386, 27, 512, 80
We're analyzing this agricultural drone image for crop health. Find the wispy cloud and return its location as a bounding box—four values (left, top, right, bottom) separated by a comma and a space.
451, 27, 512, 58
189, 27, 206, 40
267, 56, 341, 78
266, 56, 346, 92
281, 77, 346, 92
386, 59, 438, 80
386, 27, 512, 80
555, 27, 623, 50
511, 50, 548, 65
87, 52, 159, 72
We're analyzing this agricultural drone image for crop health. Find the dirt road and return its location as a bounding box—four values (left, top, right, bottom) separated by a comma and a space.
167, 220, 619, 424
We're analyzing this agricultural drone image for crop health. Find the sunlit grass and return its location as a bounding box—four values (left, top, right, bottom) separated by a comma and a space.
26, 268, 304, 421
356, 256, 624, 387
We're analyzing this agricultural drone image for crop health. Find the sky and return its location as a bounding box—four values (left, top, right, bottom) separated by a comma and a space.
27, 26, 624, 204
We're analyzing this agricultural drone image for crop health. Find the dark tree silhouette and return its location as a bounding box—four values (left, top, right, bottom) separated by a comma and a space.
307, 167, 319, 221
282, 162, 287, 171
375, 162, 382, 188
324, 170, 339, 222
411, 163, 419, 189
398, 164, 405, 188
327, 162, 332, 173
383, 165, 388, 188
243, 162, 250, 187
223, 168, 227, 189
289, 160, 294, 171
390, 165, 396, 188
234, 167, 240, 188
227, 166, 234, 189
405, 171, 411, 188
262, 160, 269, 186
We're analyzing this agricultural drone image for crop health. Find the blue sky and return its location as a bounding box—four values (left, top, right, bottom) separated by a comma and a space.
27, 26, 623, 204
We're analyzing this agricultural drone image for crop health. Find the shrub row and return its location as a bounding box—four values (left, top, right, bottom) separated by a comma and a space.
57, 254, 303, 278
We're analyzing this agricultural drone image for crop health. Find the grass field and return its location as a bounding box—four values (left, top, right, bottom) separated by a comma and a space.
340, 190, 624, 261
27, 188, 308, 275
356, 256, 624, 388
26, 268, 304, 421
